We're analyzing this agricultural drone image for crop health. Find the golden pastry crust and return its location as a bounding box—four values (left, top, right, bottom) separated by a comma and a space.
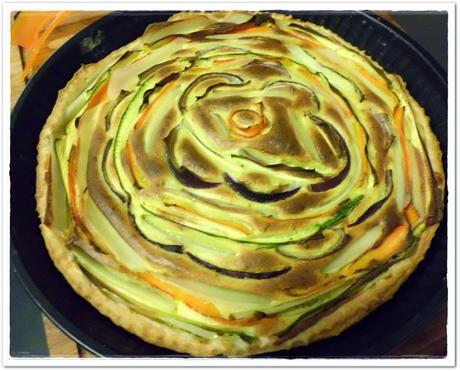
36, 11, 445, 357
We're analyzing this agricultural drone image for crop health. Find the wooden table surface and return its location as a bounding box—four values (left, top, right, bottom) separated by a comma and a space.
10, 11, 447, 358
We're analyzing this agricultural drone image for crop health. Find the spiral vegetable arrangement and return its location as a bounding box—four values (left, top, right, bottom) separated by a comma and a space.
36, 12, 444, 356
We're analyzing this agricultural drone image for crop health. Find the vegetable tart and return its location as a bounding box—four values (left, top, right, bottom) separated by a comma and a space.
36, 11, 445, 356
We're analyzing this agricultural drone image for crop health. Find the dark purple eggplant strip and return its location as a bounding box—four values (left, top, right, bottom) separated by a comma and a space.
195, 80, 250, 102
164, 127, 221, 189
349, 170, 393, 227
141, 72, 180, 107
231, 153, 323, 179
188, 13, 275, 38
329, 83, 361, 123
225, 174, 300, 203
308, 114, 350, 193
44, 156, 53, 226
275, 261, 393, 344
128, 211, 183, 254
427, 185, 444, 226
328, 80, 378, 186
309, 156, 350, 193
101, 139, 127, 203
263, 80, 320, 109
349, 198, 387, 227
266, 163, 322, 178
178, 72, 244, 111
138, 57, 180, 81
247, 12, 275, 26
187, 252, 291, 279
167, 152, 221, 189
371, 112, 395, 152
87, 129, 184, 265
275, 293, 357, 345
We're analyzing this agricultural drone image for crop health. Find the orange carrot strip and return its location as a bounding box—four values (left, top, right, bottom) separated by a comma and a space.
355, 66, 388, 91
87, 80, 110, 110
135, 81, 175, 130
125, 141, 148, 188
405, 204, 420, 226
189, 67, 208, 72
229, 103, 268, 138
394, 105, 412, 184
68, 146, 82, 222
229, 118, 267, 138
139, 272, 223, 318
357, 125, 369, 181
11, 12, 55, 49
213, 58, 239, 65
134, 105, 154, 130
287, 30, 322, 48
140, 273, 271, 327
344, 224, 410, 275
66, 146, 93, 236
297, 66, 352, 119
297, 66, 321, 88
14, 11, 72, 79
30, 11, 71, 53
231, 25, 272, 34
301, 38, 322, 49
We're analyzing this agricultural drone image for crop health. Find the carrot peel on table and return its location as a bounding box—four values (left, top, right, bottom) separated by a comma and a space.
11, 11, 72, 80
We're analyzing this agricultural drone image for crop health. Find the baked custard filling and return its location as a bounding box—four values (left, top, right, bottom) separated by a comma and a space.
38, 11, 444, 353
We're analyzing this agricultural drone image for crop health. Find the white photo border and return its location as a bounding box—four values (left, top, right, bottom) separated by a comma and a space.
2, 1, 456, 368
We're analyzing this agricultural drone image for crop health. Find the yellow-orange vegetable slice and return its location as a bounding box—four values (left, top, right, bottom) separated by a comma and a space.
344, 224, 410, 274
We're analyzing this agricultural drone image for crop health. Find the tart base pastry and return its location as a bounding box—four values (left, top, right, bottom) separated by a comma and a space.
36, 11, 444, 356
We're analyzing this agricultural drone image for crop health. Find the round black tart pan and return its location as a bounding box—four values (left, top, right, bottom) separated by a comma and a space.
10, 10, 447, 358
